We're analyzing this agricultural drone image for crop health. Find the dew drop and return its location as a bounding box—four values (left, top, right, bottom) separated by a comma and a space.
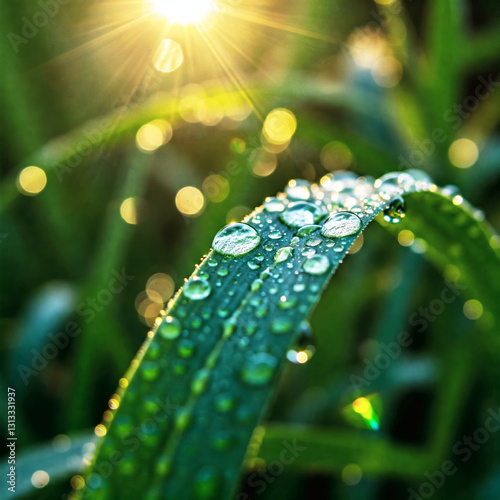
263, 197, 286, 213
184, 277, 211, 300
268, 230, 283, 240
275, 246, 294, 263
321, 211, 362, 238
303, 255, 330, 275
213, 223, 261, 257
177, 339, 195, 358
241, 353, 278, 385
247, 259, 261, 270
285, 179, 312, 200
306, 236, 322, 247
383, 196, 406, 223
297, 224, 321, 237
375, 172, 414, 197
157, 317, 180, 341
279, 201, 327, 229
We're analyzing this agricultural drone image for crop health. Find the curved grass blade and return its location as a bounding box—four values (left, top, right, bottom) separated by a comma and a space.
81, 170, 499, 500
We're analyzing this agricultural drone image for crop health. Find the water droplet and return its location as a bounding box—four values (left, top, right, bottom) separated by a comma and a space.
158, 316, 181, 339
301, 248, 316, 258
214, 394, 236, 412
321, 211, 362, 238
177, 339, 195, 358
213, 223, 261, 257
285, 179, 312, 200
270, 318, 294, 334
297, 224, 321, 237
375, 172, 414, 198
268, 230, 283, 240
293, 283, 306, 292
241, 353, 278, 385
248, 259, 261, 270
184, 277, 211, 300
303, 255, 330, 275
406, 169, 432, 190
275, 246, 294, 263
263, 197, 286, 213
383, 196, 406, 223
279, 202, 327, 228
217, 268, 228, 277
306, 237, 322, 247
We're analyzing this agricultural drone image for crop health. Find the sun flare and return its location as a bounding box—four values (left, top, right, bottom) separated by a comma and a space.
152, 0, 216, 24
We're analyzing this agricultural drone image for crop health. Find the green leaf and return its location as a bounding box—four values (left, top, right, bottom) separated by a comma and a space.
81, 169, 499, 500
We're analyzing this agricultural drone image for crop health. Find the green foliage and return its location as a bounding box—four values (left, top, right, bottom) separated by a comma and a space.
2, 0, 500, 499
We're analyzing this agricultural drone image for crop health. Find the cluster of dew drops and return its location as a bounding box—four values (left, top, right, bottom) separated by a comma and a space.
155, 169, 466, 374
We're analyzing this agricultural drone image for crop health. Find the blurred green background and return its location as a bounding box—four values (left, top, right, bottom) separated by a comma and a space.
1, 0, 500, 499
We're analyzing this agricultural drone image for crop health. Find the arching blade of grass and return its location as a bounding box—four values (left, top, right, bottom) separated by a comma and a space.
81, 170, 499, 500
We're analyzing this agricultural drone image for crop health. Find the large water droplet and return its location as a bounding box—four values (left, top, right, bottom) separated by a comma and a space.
241, 353, 278, 385
184, 277, 211, 300
213, 223, 261, 257
275, 246, 294, 263
279, 202, 327, 229
158, 316, 181, 339
383, 196, 406, 223
285, 179, 312, 200
321, 211, 362, 238
302, 255, 330, 275
263, 197, 286, 213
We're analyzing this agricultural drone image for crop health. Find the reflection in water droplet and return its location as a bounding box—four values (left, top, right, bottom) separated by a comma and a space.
241, 353, 278, 385
280, 202, 327, 229
177, 339, 195, 358
275, 246, 294, 263
306, 237, 322, 247
184, 277, 212, 300
303, 255, 330, 275
383, 196, 406, 223
213, 223, 261, 256
321, 211, 362, 238
158, 316, 181, 339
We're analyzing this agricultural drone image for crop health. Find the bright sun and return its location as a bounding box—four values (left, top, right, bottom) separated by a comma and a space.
152, 0, 216, 25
